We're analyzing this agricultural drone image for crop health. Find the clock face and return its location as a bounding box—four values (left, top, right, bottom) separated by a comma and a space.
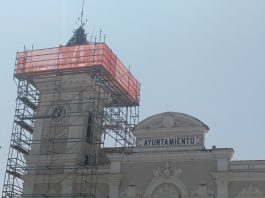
51, 105, 67, 123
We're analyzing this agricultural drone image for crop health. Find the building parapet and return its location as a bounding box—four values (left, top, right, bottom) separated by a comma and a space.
229, 160, 265, 171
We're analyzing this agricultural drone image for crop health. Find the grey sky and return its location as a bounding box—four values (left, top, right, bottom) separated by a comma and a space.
0, 0, 265, 192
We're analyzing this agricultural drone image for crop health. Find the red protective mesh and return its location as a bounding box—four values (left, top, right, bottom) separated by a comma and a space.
15, 43, 140, 105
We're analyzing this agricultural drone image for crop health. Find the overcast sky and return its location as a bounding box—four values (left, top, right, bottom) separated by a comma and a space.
0, 0, 265, 192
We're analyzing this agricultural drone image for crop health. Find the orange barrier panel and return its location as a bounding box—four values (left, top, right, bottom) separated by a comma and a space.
15, 43, 140, 105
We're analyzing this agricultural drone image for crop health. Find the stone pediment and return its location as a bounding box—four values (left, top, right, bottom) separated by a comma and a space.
135, 112, 209, 131
134, 112, 208, 151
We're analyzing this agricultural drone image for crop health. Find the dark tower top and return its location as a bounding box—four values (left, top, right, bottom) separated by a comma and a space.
66, 25, 88, 46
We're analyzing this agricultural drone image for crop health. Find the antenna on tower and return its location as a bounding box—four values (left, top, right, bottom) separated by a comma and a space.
80, 0, 85, 26
99, 29, 102, 43
66, 0, 88, 46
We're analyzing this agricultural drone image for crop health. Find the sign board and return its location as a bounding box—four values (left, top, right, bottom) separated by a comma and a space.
136, 135, 203, 148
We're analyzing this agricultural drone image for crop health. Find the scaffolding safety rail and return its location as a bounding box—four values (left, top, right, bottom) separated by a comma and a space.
15, 43, 140, 105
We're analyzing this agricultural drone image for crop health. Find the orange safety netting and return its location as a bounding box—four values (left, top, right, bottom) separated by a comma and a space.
15, 43, 140, 105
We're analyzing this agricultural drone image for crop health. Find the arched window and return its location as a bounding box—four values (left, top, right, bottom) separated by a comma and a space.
152, 183, 180, 198
86, 114, 93, 144
144, 176, 188, 197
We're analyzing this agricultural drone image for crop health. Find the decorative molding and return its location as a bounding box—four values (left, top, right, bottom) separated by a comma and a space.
212, 172, 265, 181
191, 181, 215, 197
135, 112, 209, 131
235, 184, 264, 198
230, 160, 265, 171
120, 182, 142, 198
152, 183, 179, 197
148, 114, 193, 129
153, 162, 182, 178
144, 162, 188, 197
108, 148, 234, 163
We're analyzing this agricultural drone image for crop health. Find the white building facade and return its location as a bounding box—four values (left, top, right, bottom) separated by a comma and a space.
24, 111, 265, 198
104, 112, 265, 198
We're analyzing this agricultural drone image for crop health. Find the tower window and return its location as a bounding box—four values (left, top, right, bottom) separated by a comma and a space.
86, 114, 93, 144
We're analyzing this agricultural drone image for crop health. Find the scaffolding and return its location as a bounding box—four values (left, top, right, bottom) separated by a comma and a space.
2, 42, 140, 197
2, 80, 39, 197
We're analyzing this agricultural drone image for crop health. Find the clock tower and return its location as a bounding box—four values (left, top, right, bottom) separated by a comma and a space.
2, 37, 140, 197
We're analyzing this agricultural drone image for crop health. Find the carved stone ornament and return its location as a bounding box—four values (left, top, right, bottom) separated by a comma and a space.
144, 115, 194, 129
120, 182, 142, 198
191, 181, 215, 197
144, 162, 188, 197
235, 184, 265, 198
136, 112, 208, 130
153, 162, 182, 178
152, 183, 179, 197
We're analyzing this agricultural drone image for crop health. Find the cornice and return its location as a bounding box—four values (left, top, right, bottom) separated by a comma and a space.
212, 171, 265, 181
25, 153, 80, 164
107, 148, 234, 163
22, 166, 111, 183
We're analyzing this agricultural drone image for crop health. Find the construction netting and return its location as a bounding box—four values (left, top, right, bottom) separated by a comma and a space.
15, 43, 140, 105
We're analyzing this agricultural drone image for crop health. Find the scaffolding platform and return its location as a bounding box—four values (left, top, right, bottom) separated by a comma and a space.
11, 144, 29, 155
14, 120, 34, 133
15, 43, 140, 106
6, 170, 22, 179
18, 96, 38, 110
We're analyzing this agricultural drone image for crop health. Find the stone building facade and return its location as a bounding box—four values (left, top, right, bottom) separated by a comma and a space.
103, 112, 265, 198
24, 111, 265, 197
